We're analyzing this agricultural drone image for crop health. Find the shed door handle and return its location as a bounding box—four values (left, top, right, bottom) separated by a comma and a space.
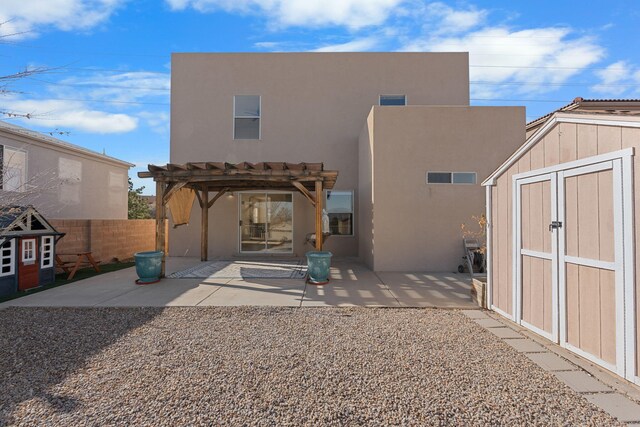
549, 221, 562, 231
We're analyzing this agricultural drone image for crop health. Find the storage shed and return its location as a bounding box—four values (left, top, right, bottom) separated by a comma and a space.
483, 112, 640, 384
0, 206, 64, 296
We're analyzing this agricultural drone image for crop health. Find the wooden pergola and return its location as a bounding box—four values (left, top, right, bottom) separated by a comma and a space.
138, 162, 338, 276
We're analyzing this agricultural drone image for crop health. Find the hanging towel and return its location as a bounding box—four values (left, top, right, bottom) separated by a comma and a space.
167, 188, 196, 227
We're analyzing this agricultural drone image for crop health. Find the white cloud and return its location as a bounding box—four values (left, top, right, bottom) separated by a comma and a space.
313, 37, 380, 52
425, 2, 486, 35
165, 0, 403, 29
0, 0, 124, 39
55, 71, 171, 103
5, 99, 138, 133
138, 111, 170, 134
403, 26, 604, 98
592, 61, 632, 95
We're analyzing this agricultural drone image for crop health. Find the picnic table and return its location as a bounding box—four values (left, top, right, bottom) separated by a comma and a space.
56, 252, 101, 280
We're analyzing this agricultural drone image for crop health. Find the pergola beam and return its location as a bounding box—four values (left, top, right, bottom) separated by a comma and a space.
292, 181, 316, 206
315, 180, 323, 250
207, 187, 230, 209
162, 181, 189, 205
155, 181, 167, 277
201, 186, 209, 261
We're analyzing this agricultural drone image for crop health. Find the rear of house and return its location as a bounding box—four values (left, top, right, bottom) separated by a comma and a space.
484, 111, 640, 385
167, 52, 525, 271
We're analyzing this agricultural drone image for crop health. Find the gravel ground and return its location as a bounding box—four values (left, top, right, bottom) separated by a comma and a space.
0, 307, 623, 426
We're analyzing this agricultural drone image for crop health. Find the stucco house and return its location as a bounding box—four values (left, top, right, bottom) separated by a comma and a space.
483, 99, 640, 385
0, 120, 133, 220
142, 52, 525, 273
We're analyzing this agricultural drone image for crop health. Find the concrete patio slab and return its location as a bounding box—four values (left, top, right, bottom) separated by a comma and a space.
197, 278, 305, 306
526, 352, 577, 372
583, 393, 640, 422
302, 264, 400, 307
0, 267, 140, 307
94, 278, 228, 307
377, 272, 477, 308
553, 371, 612, 393
504, 339, 546, 353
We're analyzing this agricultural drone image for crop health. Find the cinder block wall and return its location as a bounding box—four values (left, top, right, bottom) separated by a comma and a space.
50, 219, 157, 263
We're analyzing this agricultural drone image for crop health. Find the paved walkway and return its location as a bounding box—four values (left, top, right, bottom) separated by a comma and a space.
0, 257, 478, 309
465, 310, 640, 424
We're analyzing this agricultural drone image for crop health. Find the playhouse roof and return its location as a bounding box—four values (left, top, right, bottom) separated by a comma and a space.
0, 205, 62, 238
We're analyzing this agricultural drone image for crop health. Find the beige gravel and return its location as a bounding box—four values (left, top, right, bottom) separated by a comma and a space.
0, 307, 623, 426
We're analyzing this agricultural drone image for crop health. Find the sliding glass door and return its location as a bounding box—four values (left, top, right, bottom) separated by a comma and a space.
239, 193, 293, 253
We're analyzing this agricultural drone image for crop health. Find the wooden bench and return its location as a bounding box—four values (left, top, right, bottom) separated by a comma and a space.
56, 252, 101, 280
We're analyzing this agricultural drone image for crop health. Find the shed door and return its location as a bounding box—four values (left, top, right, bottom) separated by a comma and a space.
558, 160, 624, 376
18, 237, 39, 291
515, 159, 626, 378
515, 174, 558, 341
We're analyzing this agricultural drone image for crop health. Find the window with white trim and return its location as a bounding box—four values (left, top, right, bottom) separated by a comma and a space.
234, 95, 261, 139
326, 190, 354, 236
0, 239, 15, 276
22, 239, 36, 263
41, 236, 54, 268
1, 146, 27, 192
427, 172, 477, 185
379, 95, 406, 106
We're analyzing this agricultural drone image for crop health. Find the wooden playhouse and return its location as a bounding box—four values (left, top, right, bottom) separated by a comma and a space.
0, 206, 64, 296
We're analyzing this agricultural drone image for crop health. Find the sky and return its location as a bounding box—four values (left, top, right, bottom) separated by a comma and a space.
1, 0, 639, 194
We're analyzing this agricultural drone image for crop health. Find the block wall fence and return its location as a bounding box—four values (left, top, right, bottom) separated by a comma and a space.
49, 219, 166, 264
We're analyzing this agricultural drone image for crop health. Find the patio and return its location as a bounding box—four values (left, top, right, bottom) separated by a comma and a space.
0, 257, 478, 308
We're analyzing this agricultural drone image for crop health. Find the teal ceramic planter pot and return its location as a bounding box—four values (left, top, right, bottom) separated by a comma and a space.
134, 251, 163, 284
306, 251, 332, 284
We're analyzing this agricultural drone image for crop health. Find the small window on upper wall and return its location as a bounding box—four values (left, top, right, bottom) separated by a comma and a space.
379, 95, 406, 106
427, 172, 476, 185
1, 146, 27, 192
234, 95, 261, 140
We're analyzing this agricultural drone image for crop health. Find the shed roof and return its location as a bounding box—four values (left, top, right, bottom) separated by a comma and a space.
483, 112, 640, 186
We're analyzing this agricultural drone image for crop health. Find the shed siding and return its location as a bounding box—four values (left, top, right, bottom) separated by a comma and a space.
491, 121, 640, 379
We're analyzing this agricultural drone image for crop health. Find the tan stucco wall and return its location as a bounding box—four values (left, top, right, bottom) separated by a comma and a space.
358, 113, 375, 268
364, 106, 525, 272
0, 130, 129, 219
169, 52, 471, 257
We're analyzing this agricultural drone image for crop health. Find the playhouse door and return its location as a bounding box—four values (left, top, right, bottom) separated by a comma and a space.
18, 238, 39, 291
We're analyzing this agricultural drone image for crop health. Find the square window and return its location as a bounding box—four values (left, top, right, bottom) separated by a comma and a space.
326, 191, 354, 236
379, 95, 406, 106
427, 172, 452, 184
234, 95, 261, 140
452, 172, 477, 184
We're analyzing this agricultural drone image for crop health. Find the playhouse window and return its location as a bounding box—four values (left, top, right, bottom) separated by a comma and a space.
22, 239, 35, 262
41, 236, 54, 268
0, 239, 15, 276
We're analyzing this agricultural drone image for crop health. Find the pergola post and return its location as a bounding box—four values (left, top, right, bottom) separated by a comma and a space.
155, 181, 167, 277
315, 180, 323, 250
201, 186, 209, 261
